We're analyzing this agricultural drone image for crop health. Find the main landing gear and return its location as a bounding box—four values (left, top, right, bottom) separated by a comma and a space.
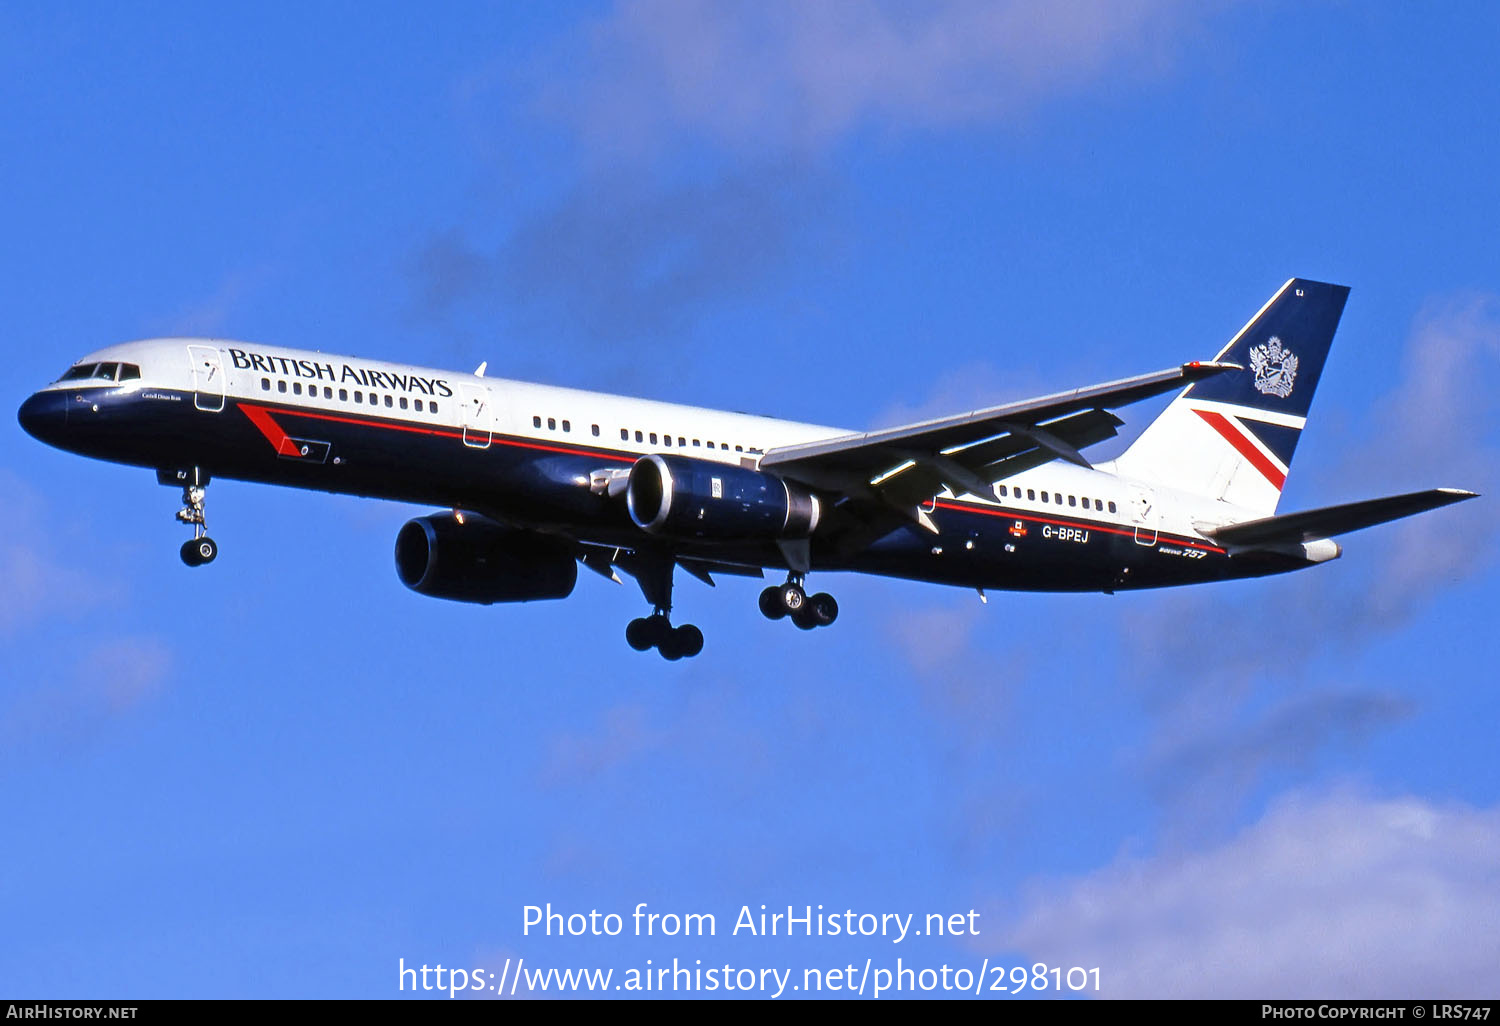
623, 551, 704, 660
167, 468, 218, 567
626, 614, 704, 661
759, 575, 838, 631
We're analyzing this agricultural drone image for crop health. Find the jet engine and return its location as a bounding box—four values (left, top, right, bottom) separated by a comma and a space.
626, 454, 821, 541
395, 513, 577, 603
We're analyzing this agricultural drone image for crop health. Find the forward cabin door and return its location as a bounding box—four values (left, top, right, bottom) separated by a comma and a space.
187, 345, 225, 412
459, 382, 492, 448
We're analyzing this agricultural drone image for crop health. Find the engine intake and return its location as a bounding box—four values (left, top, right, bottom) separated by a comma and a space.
395, 513, 577, 604
626, 454, 821, 541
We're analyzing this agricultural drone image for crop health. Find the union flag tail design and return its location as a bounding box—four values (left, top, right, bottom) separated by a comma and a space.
1112, 278, 1350, 517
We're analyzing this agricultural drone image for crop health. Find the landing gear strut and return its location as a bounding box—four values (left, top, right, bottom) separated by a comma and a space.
622, 550, 704, 660
166, 467, 218, 567
759, 574, 838, 630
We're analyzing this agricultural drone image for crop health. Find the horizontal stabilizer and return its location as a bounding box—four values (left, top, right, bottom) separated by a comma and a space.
1205, 488, 1478, 548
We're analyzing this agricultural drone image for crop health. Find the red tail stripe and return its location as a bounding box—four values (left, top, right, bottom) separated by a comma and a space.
1194, 409, 1286, 490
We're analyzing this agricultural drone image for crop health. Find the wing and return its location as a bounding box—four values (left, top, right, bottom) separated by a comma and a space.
759, 361, 1238, 532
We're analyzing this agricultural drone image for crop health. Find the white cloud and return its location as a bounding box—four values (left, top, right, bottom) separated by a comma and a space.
999, 789, 1500, 997
76, 636, 174, 713
2, 636, 173, 750
0, 468, 119, 636
1340, 293, 1500, 621
412, 167, 833, 353
551, 0, 1231, 157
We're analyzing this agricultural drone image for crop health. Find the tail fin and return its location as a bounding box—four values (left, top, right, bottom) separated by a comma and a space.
1112, 277, 1350, 516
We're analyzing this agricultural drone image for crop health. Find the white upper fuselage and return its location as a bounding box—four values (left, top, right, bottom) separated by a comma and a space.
34, 336, 1258, 546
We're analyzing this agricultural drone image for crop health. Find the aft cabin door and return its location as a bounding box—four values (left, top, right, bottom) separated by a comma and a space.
187, 345, 225, 412
459, 382, 492, 449
1131, 487, 1158, 546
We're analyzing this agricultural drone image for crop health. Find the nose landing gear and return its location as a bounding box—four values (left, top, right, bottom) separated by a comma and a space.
759, 575, 838, 630
164, 467, 218, 567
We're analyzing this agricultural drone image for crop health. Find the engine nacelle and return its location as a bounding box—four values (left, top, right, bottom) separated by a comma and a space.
394, 513, 577, 604
626, 454, 821, 541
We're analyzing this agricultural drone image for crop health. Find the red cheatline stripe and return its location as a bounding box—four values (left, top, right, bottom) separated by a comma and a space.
1193, 408, 1286, 490
237, 403, 303, 457
932, 500, 1225, 553
238, 402, 635, 464
240, 400, 1224, 551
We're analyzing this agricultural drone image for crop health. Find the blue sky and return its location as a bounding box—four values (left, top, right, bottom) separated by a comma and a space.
3, 1, 1497, 999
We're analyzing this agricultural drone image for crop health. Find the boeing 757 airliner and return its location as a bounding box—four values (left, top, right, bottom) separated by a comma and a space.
18, 279, 1476, 658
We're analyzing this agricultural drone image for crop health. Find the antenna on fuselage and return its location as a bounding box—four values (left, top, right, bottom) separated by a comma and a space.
474, 361, 487, 377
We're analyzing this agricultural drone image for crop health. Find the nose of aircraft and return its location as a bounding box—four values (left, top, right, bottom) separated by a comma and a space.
17, 390, 68, 445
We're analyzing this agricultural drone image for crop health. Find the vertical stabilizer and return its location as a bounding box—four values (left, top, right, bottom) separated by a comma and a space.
1112, 278, 1349, 516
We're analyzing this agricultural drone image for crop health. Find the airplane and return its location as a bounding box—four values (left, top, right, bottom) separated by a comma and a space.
17, 277, 1476, 659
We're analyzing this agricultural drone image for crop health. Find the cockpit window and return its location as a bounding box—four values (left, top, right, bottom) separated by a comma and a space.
57, 362, 140, 383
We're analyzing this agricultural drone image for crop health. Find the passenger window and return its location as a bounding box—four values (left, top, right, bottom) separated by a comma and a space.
278, 381, 287, 393
1095, 499, 1103, 511
325, 387, 332, 399
635, 431, 643, 443
562, 420, 570, 432
620, 428, 629, 440
592, 424, 600, 437
664, 435, 672, 446
293, 382, 302, 395
547, 417, 556, 430
399, 397, 408, 409
430, 402, 438, 413
1040, 491, 1049, 503
735, 445, 743, 452
354, 391, 362, 402
693, 439, 701, 447
385, 395, 393, 408
1108, 501, 1117, 513
650, 433, 657, 444
678, 437, 685, 447
261, 378, 271, 391
339, 388, 348, 401
999, 485, 1007, 497
1027, 489, 1035, 501
1054, 493, 1062, 505
1069, 495, 1076, 507
414, 399, 423, 411
119, 364, 141, 381
533, 416, 541, 428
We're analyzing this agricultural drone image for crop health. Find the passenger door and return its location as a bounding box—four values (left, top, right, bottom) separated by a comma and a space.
187, 345, 225, 412
1131, 487, 1158, 546
459, 382, 492, 448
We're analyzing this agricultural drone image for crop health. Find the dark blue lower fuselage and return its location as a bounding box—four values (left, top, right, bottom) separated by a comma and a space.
18, 386, 1309, 593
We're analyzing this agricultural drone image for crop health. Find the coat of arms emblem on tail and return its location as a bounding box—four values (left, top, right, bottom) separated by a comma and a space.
1249, 335, 1298, 398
